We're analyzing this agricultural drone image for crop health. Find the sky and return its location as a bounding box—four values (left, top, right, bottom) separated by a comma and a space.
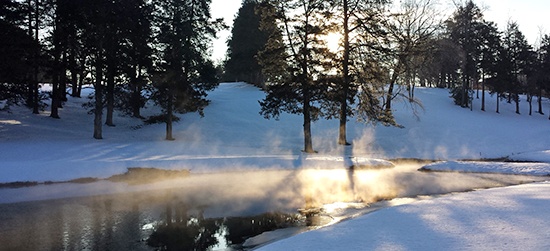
209, 0, 550, 61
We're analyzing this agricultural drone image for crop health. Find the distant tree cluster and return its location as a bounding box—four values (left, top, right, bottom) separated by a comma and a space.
443, 1, 549, 117
0, 0, 221, 140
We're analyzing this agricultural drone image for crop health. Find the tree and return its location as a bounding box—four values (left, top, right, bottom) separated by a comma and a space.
536, 35, 550, 118
0, 20, 40, 107
257, 0, 335, 153
153, 0, 221, 140
477, 20, 500, 111
486, 42, 512, 114
121, 0, 154, 119
502, 21, 532, 114
446, 1, 485, 108
384, 0, 441, 109
332, 0, 393, 145
76, 0, 111, 139
224, 0, 269, 86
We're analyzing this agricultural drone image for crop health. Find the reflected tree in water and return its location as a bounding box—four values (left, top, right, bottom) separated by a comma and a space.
147, 202, 220, 251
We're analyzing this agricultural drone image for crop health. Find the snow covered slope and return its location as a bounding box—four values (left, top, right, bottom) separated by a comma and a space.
0, 82, 549, 182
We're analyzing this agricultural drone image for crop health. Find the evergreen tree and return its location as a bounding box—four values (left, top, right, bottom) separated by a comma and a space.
486, 41, 512, 114
332, 0, 393, 145
120, 0, 154, 119
257, 0, 335, 153
153, 0, 221, 140
477, 21, 500, 111
446, 1, 485, 108
78, 0, 111, 139
0, 19, 39, 107
502, 21, 532, 114
536, 35, 550, 118
224, 0, 268, 86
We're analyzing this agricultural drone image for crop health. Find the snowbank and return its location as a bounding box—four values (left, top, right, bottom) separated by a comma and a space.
421, 161, 550, 176
258, 182, 550, 251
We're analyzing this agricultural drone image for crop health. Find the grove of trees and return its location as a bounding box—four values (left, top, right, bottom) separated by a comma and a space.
0, 0, 222, 140
1, 0, 549, 150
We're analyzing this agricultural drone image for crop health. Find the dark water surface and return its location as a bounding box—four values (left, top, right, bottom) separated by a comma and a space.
0, 166, 547, 251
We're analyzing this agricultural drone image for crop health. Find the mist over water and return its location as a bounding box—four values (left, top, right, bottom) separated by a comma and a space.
1, 161, 546, 250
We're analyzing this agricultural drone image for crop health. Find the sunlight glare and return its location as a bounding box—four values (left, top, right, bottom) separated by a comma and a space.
324, 31, 342, 53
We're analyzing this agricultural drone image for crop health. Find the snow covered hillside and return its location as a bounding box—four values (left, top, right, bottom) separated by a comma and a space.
0, 82, 549, 183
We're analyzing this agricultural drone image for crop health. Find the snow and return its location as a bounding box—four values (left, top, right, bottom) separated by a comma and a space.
257, 182, 550, 251
1, 82, 550, 250
421, 161, 550, 176
1, 82, 549, 183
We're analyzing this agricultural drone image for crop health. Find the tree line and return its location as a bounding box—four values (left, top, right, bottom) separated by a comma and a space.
1, 0, 549, 153
0, 0, 221, 140
225, 0, 550, 153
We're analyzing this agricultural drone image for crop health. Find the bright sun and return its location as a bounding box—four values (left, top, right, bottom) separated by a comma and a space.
324, 31, 342, 52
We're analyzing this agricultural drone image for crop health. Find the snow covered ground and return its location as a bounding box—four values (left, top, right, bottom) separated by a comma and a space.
1, 82, 549, 183
1, 82, 550, 250
257, 182, 550, 251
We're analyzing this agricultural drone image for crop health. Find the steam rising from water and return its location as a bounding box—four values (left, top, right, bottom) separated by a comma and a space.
139, 161, 546, 217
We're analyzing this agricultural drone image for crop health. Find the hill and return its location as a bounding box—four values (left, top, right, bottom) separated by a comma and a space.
0, 82, 549, 183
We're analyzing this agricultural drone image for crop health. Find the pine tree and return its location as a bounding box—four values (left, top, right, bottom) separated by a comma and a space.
536, 35, 550, 118
332, 0, 394, 145
224, 0, 269, 86
477, 21, 501, 111
502, 21, 532, 114
0, 19, 39, 107
121, 0, 154, 119
446, 1, 485, 108
153, 0, 221, 140
486, 44, 512, 114
257, 0, 335, 153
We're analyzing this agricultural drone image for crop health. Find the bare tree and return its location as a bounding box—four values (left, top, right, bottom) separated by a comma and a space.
384, 0, 442, 111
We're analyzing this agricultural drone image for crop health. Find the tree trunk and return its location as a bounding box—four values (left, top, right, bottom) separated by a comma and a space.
131, 65, 142, 118
496, 92, 500, 113
50, 81, 60, 118
165, 96, 174, 141
93, 52, 103, 139
105, 63, 115, 127
386, 73, 398, 111
527, 94, 533, 116
461, 75, 468, 108
537, 89, 544, 115
481, 73, 485, 111
303, 91, 314, 153
59, 52, 68, 104
70, 51, 78, 97
31, 0, 40, 114
515, 93, 520, 114
338, 0, 350, 146
75, 58, 85, 98
50, 54, 61, 119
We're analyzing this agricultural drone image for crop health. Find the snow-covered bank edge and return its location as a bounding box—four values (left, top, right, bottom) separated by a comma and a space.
257, 181, 550, 251
420, 159, 550, 176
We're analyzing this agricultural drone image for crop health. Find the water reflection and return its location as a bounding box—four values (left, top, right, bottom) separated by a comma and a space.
0, 189, 304, 251
147, 210, 302, 251
0, 166, 547, 251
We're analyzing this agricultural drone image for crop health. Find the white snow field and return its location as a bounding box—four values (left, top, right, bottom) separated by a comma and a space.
1, 82, 550, 250
257, 182, 550, 251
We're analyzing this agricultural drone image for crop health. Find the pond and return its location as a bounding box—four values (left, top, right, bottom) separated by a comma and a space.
0, 163, 547, 250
